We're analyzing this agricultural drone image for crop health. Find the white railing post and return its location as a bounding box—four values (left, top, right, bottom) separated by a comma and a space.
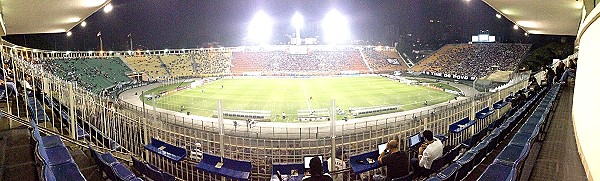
68, 83, 77, 140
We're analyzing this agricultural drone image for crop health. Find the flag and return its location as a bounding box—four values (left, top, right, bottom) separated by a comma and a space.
97, 31, 101, 37
127, 33, 131, 38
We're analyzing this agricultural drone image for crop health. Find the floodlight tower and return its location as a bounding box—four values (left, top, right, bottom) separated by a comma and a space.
322, 9, 350, 45
292, 12, 304, 45
248, 11, 274, 45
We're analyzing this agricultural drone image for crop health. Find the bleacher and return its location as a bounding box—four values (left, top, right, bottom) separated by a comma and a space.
362, 48, 409, 73
411, 43, 530, 78
422, 85, 560, 181
231, 50, 368, 75
45, 58, 132, 93
122, 56, 171, 80
191, 51, 232, 75
159, 54, 195, 77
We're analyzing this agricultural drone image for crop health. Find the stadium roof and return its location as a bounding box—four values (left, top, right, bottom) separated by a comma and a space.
483, 0, 583, 36
0, 0, 111, 35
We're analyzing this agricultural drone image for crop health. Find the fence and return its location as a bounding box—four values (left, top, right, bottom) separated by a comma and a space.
0, 43, 528, 180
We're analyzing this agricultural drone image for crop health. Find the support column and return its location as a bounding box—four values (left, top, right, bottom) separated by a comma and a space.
68, 83, 77, 139
330, 99, 336, 172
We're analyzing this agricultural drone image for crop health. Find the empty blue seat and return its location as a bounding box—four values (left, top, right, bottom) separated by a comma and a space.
43, 162, 86, 181
477, 162, 515, 181
495, 144, 527, 166
455, 151, 476, 180
437, 163, 459, 181
132, 156, 175, 181
112, 163, 136, 181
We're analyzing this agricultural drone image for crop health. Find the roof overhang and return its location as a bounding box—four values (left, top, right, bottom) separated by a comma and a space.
482, 0, 583, 36
0, 0, 111, 35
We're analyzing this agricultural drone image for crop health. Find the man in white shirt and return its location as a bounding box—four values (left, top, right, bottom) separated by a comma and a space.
411, 130, 444, 177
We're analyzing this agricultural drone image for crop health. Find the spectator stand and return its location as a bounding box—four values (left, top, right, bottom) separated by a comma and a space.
31, 120, 86, 181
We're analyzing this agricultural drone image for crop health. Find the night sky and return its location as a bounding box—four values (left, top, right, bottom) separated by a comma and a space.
4, 0, 572, 52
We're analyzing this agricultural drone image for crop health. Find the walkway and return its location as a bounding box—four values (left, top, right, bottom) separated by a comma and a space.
529, 83, 587, 180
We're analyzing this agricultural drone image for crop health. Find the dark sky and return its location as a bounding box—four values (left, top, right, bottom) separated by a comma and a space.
4, 0, 572, 52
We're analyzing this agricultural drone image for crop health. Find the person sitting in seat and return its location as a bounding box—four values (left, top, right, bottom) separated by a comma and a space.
303, 156, 333, 181
0, 66, 18, 99
411, 130, 443, 178
378, 140, 409, 181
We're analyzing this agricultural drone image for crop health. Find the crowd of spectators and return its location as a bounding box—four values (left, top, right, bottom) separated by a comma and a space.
362, 48, 408, 73
159, 54, 195, 77
42, 58, 132, 93
122, 56, 170, 80
412, 43, 530, 78
191, 51, 231, 74
231, 50, 367, 75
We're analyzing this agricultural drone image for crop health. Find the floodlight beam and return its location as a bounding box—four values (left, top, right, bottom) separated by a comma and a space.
248, 11, 274, 44
322, 10, 350, 45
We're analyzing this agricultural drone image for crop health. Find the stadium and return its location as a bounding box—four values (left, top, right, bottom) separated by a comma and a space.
0, 0, 597, 181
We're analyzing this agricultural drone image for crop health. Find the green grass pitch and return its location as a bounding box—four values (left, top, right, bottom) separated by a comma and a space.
141, 76, 457, 122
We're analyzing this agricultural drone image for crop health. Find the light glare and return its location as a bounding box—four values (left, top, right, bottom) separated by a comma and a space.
66, 31, 72, 36
248, 11, 274, 44
513, 25, 519, 30
103, 3, 113, 13
81, 21, 87, 27
322, 10, 350, 44
495, 14, 501, 19
292, 12, 304, 29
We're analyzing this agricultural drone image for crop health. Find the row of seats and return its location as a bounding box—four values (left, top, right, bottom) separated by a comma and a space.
30, 120, 86, 181
40, 94, 90, 140
132, 156, 175, 181
478, 84, 560, 180
426, 86, 547, 181
89, 143, 142, 181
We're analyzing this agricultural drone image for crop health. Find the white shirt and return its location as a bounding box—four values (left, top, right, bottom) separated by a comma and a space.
419, 138, 444, 169
327, 157, 345, 181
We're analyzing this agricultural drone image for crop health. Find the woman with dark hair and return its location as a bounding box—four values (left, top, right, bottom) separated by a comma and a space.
304, 156, 333, 181
554, 61, 565, 83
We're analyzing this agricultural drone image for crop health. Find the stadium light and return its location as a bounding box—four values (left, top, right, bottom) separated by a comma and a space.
81, 21, 87, 27
292, 12, 304, 29
322, 9, 350, 45
513, 25, 519, 30
248, 11, 274, 44
292, 12, 304, 45
103, 3, 113, 13
495, 14, 501, 19
66, 31, 72, 36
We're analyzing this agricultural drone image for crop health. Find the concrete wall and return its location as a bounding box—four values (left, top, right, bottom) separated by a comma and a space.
574, 3, 600, 181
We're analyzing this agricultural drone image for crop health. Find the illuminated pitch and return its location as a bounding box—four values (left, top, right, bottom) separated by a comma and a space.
141, 76, 456, 122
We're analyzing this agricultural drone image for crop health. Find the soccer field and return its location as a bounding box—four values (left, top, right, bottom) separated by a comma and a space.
141, 76, 456, 122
